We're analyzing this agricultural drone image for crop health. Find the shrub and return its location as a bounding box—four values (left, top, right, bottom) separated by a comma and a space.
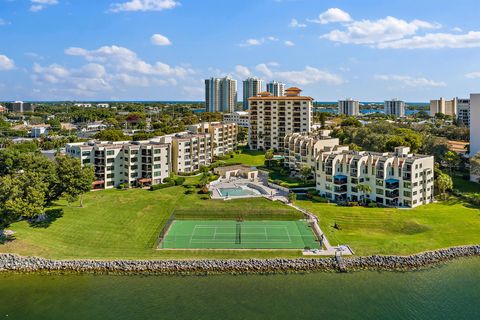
367, 202, 378, 208
117, 183, 128, 190
184, 189, 194, 195
198, 186, 210, 194
150, 181, 175, 191
174, 177, 186, 186
311, 195, 329, 203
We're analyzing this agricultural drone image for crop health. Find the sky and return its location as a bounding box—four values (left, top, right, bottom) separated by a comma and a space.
0, 0, 479, 102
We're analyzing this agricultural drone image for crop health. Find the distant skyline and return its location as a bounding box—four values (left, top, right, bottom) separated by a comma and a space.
0, 0, 479, 101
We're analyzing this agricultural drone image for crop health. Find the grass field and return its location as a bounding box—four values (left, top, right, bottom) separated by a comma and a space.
296, 198, 480, 256
220, 148, 265, 167
161, 220, 319, 249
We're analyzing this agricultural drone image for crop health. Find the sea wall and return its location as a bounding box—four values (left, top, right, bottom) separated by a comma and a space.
0, 245, 479, 274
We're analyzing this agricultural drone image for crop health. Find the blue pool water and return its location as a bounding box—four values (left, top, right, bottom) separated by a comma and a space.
218, 187, 259, 197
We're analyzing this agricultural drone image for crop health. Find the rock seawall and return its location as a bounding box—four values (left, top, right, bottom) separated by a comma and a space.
1, 245, 479, 274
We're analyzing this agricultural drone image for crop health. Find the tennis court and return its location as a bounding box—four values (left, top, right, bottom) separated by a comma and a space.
159, 220, 320, 249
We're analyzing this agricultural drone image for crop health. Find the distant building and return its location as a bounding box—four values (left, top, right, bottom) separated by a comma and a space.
248, 87, 313, 151
223, 111, 249, 128
0, 105, 6, 113
470, 93, 480, 182
5, 101, 34, 113
384, 99, 405, 117
97, 103, 110, 108
430, 98, 457, 117
74, 103, 93, 108
242, 78, 264, 110
266, 81, 285, 97
188, 122, 238, 157
205, 77, 237, 113
456, 98, 470, 126
31, 126, 48, 138
338, 99, 360, 116
171, 133, 213, 173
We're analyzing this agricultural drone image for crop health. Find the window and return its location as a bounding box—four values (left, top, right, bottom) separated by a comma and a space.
154, 149, 161, 154
107, 150, 115, 156
82, 151, 91, 156
107, 158, 115, 163
82, 159, 90, 164
107, 173, 115, 179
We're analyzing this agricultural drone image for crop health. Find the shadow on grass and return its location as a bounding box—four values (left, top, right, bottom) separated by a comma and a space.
29, 208, 64, 229
0, 235, 15, 244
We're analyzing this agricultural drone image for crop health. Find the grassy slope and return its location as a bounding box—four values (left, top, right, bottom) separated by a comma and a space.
220, 148, 266, 167
1, 179, 301, 260
296, 199, 480, 256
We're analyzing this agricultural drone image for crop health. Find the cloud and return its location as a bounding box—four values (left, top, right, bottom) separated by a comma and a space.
465, 71, 480, 79
0, 19, 11, 26
308, 8, 351, 24
255, 64, 343, 85
374, 74, 446, 87
30, 0, 58, 12
238, 36, 282, 47
0, 54, 15, 70
151, 33, 172, 46
376, 31, 480, 49
322, 16, 440, 45
289, 18, 306, 28
284, 40, 295, 46
109, 0, 179, 13
452, 27, 463, 32
234, 65, 251, 78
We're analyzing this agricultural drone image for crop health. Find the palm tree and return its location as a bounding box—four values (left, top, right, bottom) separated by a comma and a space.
356, 183, 371, 204
299, 165, 312, 184
265, 149, 274, 168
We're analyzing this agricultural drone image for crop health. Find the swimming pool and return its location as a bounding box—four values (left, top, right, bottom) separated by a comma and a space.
218, 186, 261, 197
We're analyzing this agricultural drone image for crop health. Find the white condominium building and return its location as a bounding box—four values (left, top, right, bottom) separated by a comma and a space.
456, 98, 470, 126
266, 81, 286, 97
66, 140, 171, 189
243, 78, 264, 110
338, 99, 360, 116
223, 111, 249, 128
315, 146, 434, 208
384, 99, 405, 117
188, 122, 238, 157
248, 87, 313, 151
430, 97, 457, 117
470, 94, 480, 182
171, 133, 213, 173
205, 77, 237, 113
283, 131, 339, 172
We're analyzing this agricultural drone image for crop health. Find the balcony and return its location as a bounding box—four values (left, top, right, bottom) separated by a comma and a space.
334, 174, 348, 185
334, 185, 347, 193
385, 179, 400, 190
385, 190, 399, 199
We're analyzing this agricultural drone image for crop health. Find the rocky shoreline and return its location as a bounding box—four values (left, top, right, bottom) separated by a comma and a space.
1, 245, 479, 275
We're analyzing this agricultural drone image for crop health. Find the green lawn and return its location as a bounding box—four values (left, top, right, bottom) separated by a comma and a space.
295, 198, 480, 256
220, 147, 265, 167
453, 176, 480, 195
0, 179, 302, 260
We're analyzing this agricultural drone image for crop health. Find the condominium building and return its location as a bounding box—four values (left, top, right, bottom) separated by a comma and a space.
338, 99, 360, 116
456, 98, 470, 126
315, 146, 434, 208
248, 87, 313, 151
430, 97, 457, 117
5, 101, 34, 113
283, 131, 339, 172
188, 122, 238, 157
171, 133, 213, 173
223, 111, 249, 128
65, 140, 171, 189
205, 77, 237, 113
470, 93, 480, 182
384, 99, 405, 117
266, 81, 285, 97
242, 78, 264, 110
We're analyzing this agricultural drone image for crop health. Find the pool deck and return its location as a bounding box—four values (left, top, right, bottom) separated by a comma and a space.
209, 176, 288, 201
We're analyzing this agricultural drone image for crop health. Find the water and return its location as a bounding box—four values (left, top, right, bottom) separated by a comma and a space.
313, 108, 429, 115
218, 186, 260, 197
0, 258, 478, 319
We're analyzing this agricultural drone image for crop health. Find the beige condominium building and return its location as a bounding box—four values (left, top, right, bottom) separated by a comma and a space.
248, 87, 313, 151
66, 140, 171, 189
171, 133, 213, 173
188, 122, 238, 157
283, 131, 339, 172
430, 97, 457, 117
315, 146, 434, 208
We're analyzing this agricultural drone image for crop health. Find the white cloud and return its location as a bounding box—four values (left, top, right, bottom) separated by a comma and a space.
452, 27, 463, 33
151, 33, 172, 46
374, 74, 446, 87
289, 18, 306, 28
376, 31, 480, 49
234, 65, 251, 78
308, 8, 351, 24
465, 71, 480, 79
322, 16, 440, 45
256, 64, 343, 85
284, 40, 295, 46
109, 0, 179, 13
238, 36, 283, 47
30, 0, 58, 12
0, 19, 11, 26
0, 54, 15, 70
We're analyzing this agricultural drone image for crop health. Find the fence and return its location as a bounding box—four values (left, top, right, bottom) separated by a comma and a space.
155, 210, 176, 248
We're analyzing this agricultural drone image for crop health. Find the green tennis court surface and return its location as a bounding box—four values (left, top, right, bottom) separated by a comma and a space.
160, 220, 320, 249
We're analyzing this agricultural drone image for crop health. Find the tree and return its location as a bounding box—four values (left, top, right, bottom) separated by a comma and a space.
56, 156, 95, 207
443, 151, 460, 173
94, 129, 131, 142
436, 173, 453, 200
288, 192, 297, 203
470, 152, 480, 179
0, 172, 48, 237
299, 165, 312, 184
264, 149, 274, 168
340, 117, 362, 127
237, 128, 247, 143
356, 183, 372, 204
